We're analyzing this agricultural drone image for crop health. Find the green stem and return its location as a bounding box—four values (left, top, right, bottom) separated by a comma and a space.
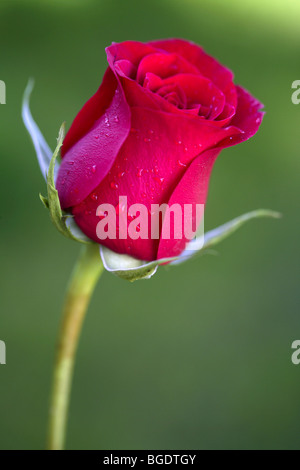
47, 243, 104, 450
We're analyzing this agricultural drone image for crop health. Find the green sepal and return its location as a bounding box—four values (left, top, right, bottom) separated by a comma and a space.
100, 209, 281, 281
39, 193, 49, 209
43, 123, 92, 244
100, 246, 177, 282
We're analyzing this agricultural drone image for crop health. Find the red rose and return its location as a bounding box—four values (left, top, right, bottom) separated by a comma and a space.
56, 39, 263, 261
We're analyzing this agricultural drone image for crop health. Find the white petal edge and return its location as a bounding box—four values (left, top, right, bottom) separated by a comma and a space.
100, 246, 159, 281
22, 79, 59, 183
65, 217, 93, 243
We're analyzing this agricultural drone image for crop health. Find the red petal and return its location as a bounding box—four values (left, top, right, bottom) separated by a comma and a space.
136, 52, 200, 84
57, 70, 131, 209
157, 148, 220, 259
149, 39, 237, 107
218, 85, 264, 147
161, 73, 225, 119
106, 41, 157, 69
72, 107, 241, 261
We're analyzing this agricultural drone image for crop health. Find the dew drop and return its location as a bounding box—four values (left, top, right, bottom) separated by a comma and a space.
127, 213, 135, 222
141, 192, 147, 198
177, 160, 187, 167
104, 115, 110, 127
90, 193, 98, 201
184, 147, 188, 152
110, 181, 118, 189
114, 115, 119, 123
154, 166, 159, 174
94, 135, 99, 139
68, 161, 74, 165
154, 176, 164, 185
98, 209, 107, 218
91, 165, 97, 174
136, 168, 143, 177
175, 140, 182, 145
84, 210, 92, 216
144, 137, 151, 143
118, 171, 125, 178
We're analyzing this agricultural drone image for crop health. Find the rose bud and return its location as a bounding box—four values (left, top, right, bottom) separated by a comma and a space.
55, 39, 264, 262
23, 40, 280, 281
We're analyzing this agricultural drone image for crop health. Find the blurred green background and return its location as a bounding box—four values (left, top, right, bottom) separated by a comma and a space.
0, 0, 299, 450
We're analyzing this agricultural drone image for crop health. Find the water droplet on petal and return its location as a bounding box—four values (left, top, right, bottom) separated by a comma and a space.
118, 171, 125, 178
68, 161, 74, 165
104, 115, 110, 127
154, 176, 164, 185
91, 165, 97, 174
177, 160, 187, 167
154, 166, 159, 174
90, 192, 98, 201
110, 181, 118, 190
141, 192, 147, 198
144, 138, 151, 143
98, 209, 107, 218
114, 115, 119, 123
175, 140, 182, 145
136, 168, 143, 177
